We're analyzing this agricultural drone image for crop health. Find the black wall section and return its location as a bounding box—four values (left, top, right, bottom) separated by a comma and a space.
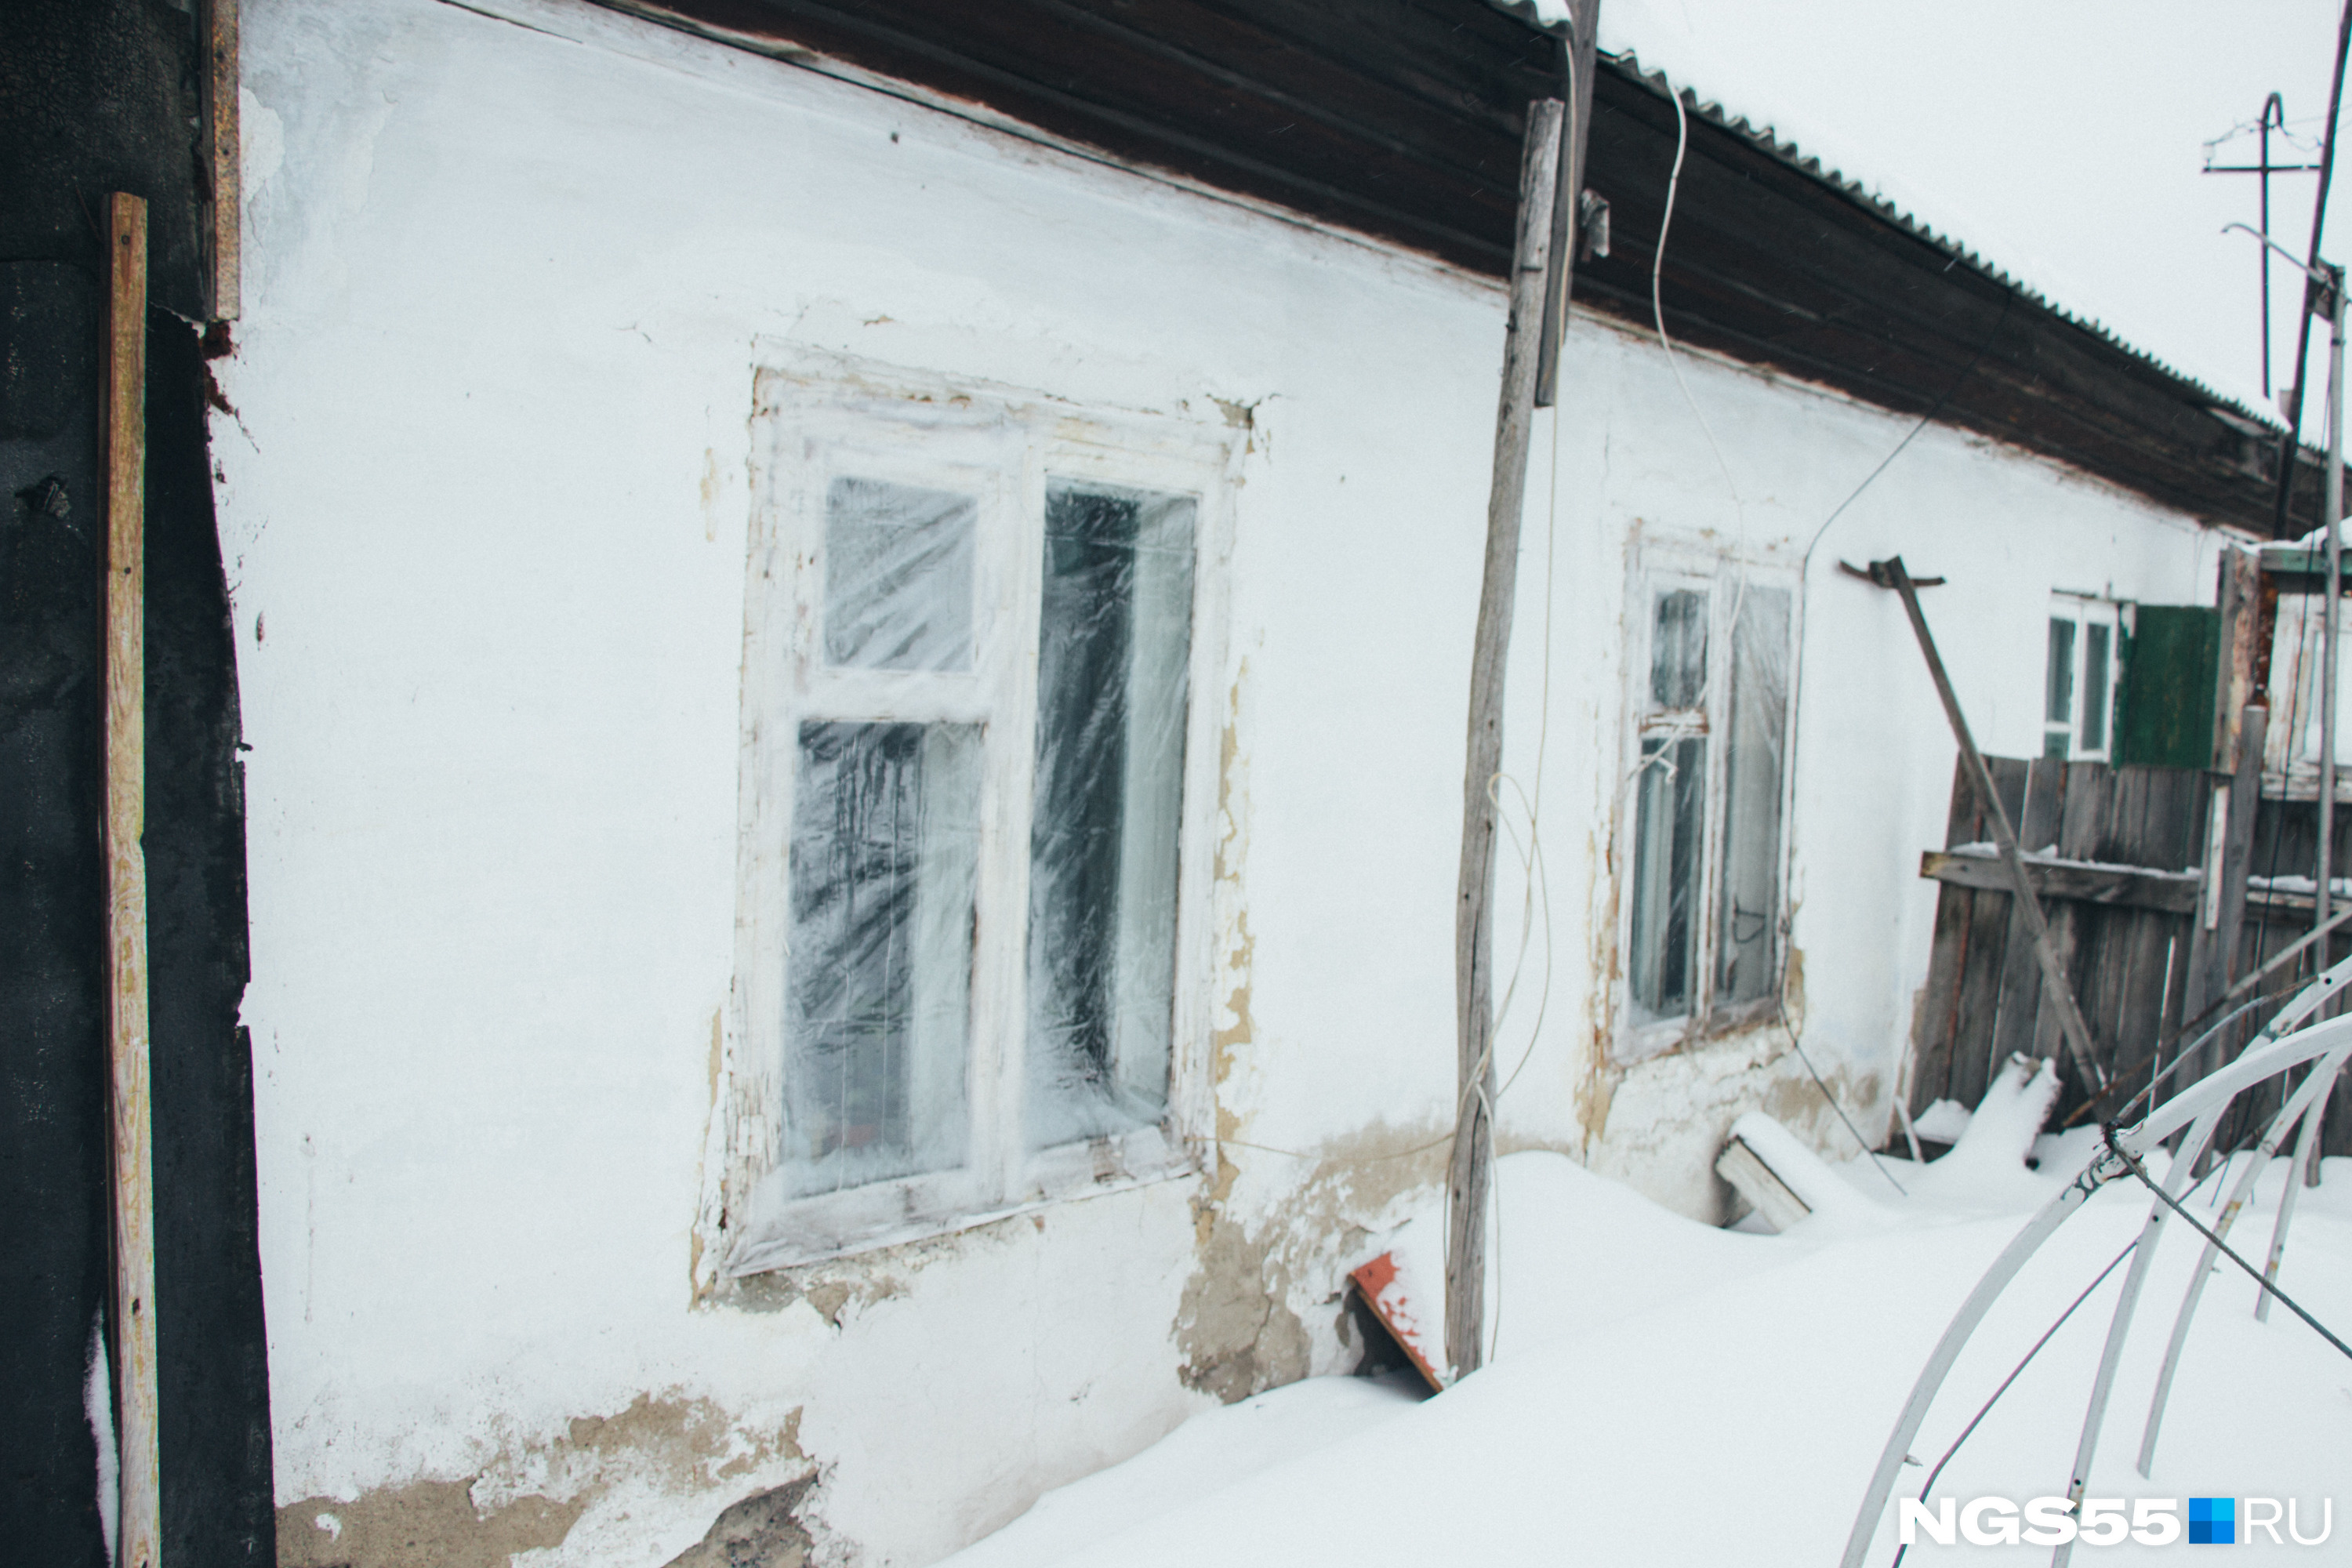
147, 310, 275, 1568
0, 0, 210, 322
0, 260, 112, 1568
1, 1, 272, 1560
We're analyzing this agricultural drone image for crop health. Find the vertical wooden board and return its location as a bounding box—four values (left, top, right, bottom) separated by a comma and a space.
101, 191, 160, 1568
1911, 886, 1975, 1109
1951, 880, 2014, 1109
2100, 765, 2146, 866
2031, 904, 2082, 1066
205, 0, 241, 321
1944, 754, 1982, 850
2019, 757, 2068, 851
1987, 754, 2030, 833
2108, 911, 2179, 1092
2060, 762, 2110, 858
1990, 760, 2070, 1065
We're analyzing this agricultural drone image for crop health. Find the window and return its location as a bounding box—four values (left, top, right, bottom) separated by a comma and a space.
1619, 553, 1795, 1060
727, 351, 1232, 1268
2262, 592, 2352, 794
2044, 595, 2124, 760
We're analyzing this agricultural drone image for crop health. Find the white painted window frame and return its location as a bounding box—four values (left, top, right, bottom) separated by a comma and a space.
724, 347, 1236, 1270
1612, 539, 1800, 1065
2043, 593, 2127, 763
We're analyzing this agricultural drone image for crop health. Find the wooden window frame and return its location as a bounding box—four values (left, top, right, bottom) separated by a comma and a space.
2044, 593, 2128, 764
723, 347, 1238, 1270
1612, 541, 1799, 1065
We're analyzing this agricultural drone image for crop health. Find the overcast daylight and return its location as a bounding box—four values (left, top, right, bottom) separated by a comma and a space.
6, 3, 2352, 1566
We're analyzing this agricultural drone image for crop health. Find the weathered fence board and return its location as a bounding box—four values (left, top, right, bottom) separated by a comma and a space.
1908, 756, 2208, 1130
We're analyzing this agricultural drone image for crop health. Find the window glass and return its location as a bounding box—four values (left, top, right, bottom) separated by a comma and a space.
783, 720, 981, 1195
2082, 622, 2111, 753
2045, 617, 2077, 727
1025, 482, 1196, 1148
1716, 586, 1790, 1005
1630, 735, 1704, 1018
1650, 588, 1708, 709
824, 477, 978, 670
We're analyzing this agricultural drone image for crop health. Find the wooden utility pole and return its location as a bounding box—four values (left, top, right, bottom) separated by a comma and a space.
102, 190, 161, 1568
1448, 9, 1596, 1377
1534, 0, 1599, 410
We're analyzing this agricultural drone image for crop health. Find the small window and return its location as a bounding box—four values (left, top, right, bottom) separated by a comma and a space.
1621, 558, 1795, 1056
2044, 596, 2123, 760
728, 352, 1232, 1267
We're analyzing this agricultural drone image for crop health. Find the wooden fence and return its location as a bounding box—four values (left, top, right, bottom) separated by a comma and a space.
1907, 753, 2352, 1157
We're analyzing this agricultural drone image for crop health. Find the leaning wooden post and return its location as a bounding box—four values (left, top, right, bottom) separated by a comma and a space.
1446, 97, 1564, 1383
102, 190, 162, 1568
1867, 557, 2110, 1095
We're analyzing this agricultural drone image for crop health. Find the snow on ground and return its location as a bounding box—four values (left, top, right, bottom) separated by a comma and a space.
940, 1072, 2352, 1567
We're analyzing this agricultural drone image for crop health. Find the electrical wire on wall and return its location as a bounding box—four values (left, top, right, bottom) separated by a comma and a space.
1635, 67, 1912, 1195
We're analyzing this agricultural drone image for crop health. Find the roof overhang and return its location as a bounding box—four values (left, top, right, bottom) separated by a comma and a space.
594, 0, 2325, 535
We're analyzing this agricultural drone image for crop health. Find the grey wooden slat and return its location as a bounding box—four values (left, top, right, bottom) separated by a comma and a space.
2060, 761, 2109, 858
1912, 886, 1973, 1110
1989, 760, 2071, 1066
1911, 756, 1984, 1110
1918, 852, 2201, 913
1951, 867, 2014, 1109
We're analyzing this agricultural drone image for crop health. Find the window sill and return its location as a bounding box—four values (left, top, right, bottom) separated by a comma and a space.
725, 1127, 1203, 1275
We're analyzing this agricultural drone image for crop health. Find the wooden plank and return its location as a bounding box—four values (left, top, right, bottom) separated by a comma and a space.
1918, 851, 2201, 913
1989, 759, 2069, 1065
1911, 885, 1973, 1109
102, 191, 160, 1568
1951, 870, 2013, 1109
2215, 549, 2262, 767
1533, 0, 1597, 408
1908, 756, 1983, 1111
204, 0, 241, 321
1448, 96, 1563, 1384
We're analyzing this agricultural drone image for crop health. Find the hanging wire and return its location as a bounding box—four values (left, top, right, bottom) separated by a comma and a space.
1884, 1236, 2141, 1568
2104, 1124, 2352, 1361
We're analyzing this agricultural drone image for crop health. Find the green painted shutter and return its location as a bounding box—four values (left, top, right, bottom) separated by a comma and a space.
2114, 605, 2219, 769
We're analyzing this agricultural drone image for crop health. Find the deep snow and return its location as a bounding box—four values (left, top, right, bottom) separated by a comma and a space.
939, 1080, 2351, 1566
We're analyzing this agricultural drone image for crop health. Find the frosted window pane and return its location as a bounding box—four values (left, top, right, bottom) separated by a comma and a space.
824, 477, 977, 670
1650, 589, 1708, 709
2082, 622, 2110, 752
2045, 618, 2076, 726
783, 721, 979, 1195
1716, 587, 1790, 1006
1025, 482, 1194, 1149
1629, 735, 1704, 1018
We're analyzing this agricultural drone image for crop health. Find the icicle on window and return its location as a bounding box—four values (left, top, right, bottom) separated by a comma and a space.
782, 721, 981, 1195
1630, 588, 1709, 1019
2044, 616, 2077, 759
1025, 481, 1195, 1149
1716, 587, 1790, 1006
823, 477, 978, 671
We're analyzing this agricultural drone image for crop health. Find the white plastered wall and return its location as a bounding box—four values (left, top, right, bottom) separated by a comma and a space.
1490, 316, 2231, 1218
218, 0, 2230, 1562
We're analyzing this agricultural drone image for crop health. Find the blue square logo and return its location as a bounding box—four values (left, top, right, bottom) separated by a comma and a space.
2190, 1497, 2236, 1544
